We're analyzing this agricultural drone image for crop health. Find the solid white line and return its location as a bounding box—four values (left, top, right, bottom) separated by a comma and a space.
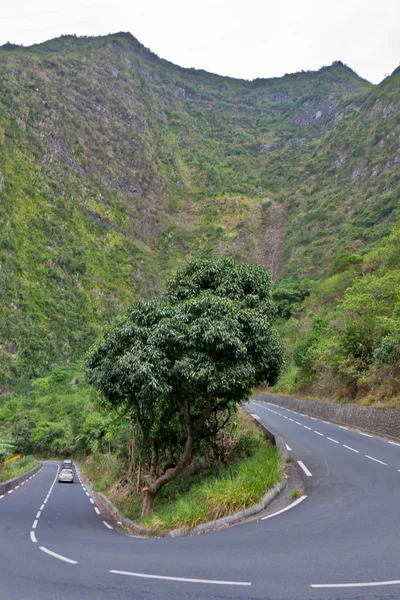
311, 580, 400, 589
94, 507, 101, 514
32, 520, 38, 529
109, 570, 251, 586
365, 455, 387, 465
343, 445, 359, 453
297, 461, 312, 476
39, 546, 78, 564
262, 495, 307, 520
30, 531, 37, 543
314, 431, 324, 436
285, 444, 292, 451
389, 441, 400, 447
338, 425, 348, 430
359, 432, 373, 438
327, 437, 339, 444
304, 426, 312, 430
103, 521, 113, 529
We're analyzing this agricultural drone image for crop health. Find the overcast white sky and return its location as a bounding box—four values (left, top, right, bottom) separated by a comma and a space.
1, 0, 399, 84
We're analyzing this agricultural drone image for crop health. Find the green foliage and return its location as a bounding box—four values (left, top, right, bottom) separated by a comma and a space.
86, 258, 284, 513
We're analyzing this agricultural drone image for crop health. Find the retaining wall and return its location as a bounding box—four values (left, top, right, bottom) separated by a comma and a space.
253, 393, 400, 441
0, 463, 41, 496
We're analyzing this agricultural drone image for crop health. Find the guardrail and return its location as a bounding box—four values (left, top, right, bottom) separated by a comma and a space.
0, 463, 42, 496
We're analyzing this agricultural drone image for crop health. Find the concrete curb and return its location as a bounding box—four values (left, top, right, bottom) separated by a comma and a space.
0, 463, 42, 496
78, 420, 289, 538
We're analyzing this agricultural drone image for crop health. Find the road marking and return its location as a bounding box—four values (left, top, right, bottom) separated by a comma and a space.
15, 485, 19, 489
32, 520, 38, 529
365, 455, 387, 466
103, 521, 113, 529
89, 498, 94, 504
343, 445, 359, 453
311, 580, 400, 589
94, 507, 101, 514
338, 425, 348, 430
250, 414, 261, 422
310, 417, 318, 421
389, 441, 400, 447
40, 504, 45, 511
109, 570, 251, 586
289, 418, 294, 422
297, 461, 312, 476
285, 444, 292, 451
283, 416, 288, 419
323, 421, 330, 424
295, 421, 302, 426
40, 546, 78, 565
0, 495, 4, 499
314, 431, 324, 436
7, 490, 13, 494
327, 437, 339, 444
36, 511, 41, 519
359, 432, 373, 438
86, 492, 90, 497
262, 495, 307, 520
30, 531, 37, 543
303, 426, 312, 430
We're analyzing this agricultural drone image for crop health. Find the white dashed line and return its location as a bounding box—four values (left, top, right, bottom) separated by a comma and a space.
32, 520, 38, 529
89, 498, 94, 504
261, 495, 307, 520
7, 490, 13, 494
40, 546, 78, 564
359, 432, 373, 438
283, 416, 288, 419
109, 570, 251, 586
338, 425, 348, 430
94, 507, 101, 514
365, 455, 387, 466
30, 531, 37, 543
311, 580, 400, 589
310, 417, 318, 421
327, 437, 339, 444
343, 445, 359, 453
103, 521, 113, 529
285, 444, 292, 451
40, 504, 45, 511
314, 431, 324, 436
304, 426, 312, 430
297, 461, 312, 476
295, 421, 302, 426
0, 495, 4, 500
36, 511, 41, 519
389, 441, 400, 447
289, 418, 294, 422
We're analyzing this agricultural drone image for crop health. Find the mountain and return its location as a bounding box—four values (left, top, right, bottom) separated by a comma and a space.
0, 32, 399, 388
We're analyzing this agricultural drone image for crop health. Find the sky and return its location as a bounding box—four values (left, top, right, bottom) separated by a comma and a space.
1, 0, 399, 84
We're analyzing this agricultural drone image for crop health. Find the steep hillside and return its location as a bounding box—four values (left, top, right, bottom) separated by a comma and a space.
0, 32, 399, 385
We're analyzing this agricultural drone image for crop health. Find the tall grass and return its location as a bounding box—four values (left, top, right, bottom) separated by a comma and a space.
1, 455, 36, 482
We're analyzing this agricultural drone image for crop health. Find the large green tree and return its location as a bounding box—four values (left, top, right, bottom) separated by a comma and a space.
86, 258, 284, 516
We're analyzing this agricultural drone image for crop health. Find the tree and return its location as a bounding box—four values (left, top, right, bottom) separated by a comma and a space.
86, 258, 284, 516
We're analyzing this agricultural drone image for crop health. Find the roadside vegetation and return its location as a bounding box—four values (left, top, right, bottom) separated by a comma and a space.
81, 409, 282, 530
0, 455, 36, 483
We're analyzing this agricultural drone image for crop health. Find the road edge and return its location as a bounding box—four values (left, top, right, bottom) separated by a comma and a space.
0, 463, 42, 496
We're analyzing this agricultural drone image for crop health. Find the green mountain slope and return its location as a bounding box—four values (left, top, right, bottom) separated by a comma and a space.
0, 32, 399, 387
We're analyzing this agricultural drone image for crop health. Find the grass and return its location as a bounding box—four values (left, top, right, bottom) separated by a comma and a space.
142, 445, 281, 531
81, 408, 283, 531
1, 455, 37, 482
291, 488, 303, 499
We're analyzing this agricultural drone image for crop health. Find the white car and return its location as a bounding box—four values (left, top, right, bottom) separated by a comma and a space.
58, 469, 74, 483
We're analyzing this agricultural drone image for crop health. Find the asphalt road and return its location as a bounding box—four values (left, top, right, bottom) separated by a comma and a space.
1, 396, 400, 600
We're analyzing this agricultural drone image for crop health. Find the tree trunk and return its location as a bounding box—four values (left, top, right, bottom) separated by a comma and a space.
141, 487, 155, 517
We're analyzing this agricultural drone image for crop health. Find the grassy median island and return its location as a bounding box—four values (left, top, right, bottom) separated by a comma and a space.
0, 456, 37, 482
82, 409, 282, 531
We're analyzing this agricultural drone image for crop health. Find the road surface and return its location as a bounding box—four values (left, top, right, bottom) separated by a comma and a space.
1, 396, 400, 600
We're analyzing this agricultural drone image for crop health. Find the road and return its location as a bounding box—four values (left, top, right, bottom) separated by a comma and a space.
1, 396, 400, 600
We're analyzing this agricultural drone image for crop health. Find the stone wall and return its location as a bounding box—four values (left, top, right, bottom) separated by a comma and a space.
252, 393, 400, 441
